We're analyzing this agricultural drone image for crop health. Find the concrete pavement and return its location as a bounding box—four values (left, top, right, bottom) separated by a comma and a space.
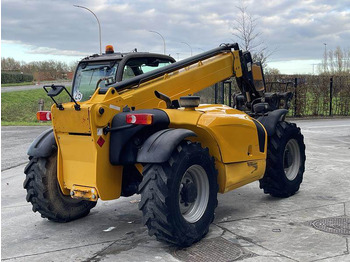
1, 126, 51, 171
1, 118, 350, 261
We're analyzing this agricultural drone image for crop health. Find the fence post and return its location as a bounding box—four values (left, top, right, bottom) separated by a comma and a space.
294, 78, 298, 117
329, 77, 333, 116
38, 99, 44, 111
38, 99, 44, 123
226, 81, 232, 107
221, 81, 225, 104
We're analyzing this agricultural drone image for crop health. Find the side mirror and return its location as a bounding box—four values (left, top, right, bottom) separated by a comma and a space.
46, 85, 65, 97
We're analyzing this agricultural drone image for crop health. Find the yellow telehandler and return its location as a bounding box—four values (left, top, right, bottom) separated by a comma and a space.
24, 43, 305, 246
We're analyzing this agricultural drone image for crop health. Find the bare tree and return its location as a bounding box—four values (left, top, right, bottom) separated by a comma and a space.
1, 57, 77, 80
1, 57, 21, 71
322, 44, 328, 73
334, 46, 343, 73
68, 61, 79, 72
345, 48, 350, 73
231, 2, 273, 67
328, 49, 334, 73
264, 67, 281, 75
320, 46, 350, 75
232, 4, 261, 51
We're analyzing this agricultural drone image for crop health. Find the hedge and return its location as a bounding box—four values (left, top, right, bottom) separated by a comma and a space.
1, 72, 34, 84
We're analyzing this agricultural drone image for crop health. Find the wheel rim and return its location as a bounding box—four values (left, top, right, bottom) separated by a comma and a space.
179, 165, 209, 223
283, 139, 301, 181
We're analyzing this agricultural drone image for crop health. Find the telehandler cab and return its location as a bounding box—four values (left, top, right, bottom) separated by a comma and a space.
24, 43, 305, 247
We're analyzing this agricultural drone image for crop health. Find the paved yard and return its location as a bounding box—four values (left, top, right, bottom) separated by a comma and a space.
1, 118, 350, 261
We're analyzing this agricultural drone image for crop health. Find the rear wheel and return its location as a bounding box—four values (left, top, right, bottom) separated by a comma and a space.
138, 141, 218, 247
260, 121, 306, 197
24, 153, 96, 222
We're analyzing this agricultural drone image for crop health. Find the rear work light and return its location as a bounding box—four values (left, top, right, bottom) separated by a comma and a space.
37, 111, 52, 121
126, 113, 153, 125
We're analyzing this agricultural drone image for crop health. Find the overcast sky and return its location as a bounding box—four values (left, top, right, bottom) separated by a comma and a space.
2, 0, 350, 74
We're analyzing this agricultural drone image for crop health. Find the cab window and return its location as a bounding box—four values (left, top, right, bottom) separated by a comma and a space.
122, 58, 172, 81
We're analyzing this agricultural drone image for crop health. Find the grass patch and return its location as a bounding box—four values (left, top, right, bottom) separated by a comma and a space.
1, 87, 71, 125
1, 82, 34, 87
1, 121, 52, 126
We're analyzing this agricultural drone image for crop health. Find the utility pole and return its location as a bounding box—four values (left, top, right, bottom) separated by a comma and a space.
74, 5, 102, 55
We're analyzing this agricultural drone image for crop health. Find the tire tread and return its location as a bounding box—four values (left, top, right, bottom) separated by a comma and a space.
139, 141, 218, 247
24, 155, 96, 222
260, 121, 306, 197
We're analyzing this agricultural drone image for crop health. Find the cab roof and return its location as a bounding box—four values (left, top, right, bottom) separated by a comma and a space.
81, 52, 176, 63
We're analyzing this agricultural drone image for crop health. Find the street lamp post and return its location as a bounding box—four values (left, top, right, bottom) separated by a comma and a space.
196, 48, 205, 55
74, 5, 102, 55
149, 30, 166, 55
181, 42, 192, 56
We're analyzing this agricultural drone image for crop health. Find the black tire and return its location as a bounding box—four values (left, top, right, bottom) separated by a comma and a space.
260, 121, 306, 197
138, 141, 218, 247
23, 152, 97, 222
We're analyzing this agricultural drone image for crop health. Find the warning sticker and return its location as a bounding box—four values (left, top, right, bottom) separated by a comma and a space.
97, 136, 105, 147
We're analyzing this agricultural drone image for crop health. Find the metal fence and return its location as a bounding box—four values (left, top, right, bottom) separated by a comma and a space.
195, 75, 350, 116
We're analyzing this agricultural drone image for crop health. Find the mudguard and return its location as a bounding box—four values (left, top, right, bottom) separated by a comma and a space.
136, 128, 196, 163
109, 109, 170, 165
27, 128, 57, 157
257, 109, 288, 136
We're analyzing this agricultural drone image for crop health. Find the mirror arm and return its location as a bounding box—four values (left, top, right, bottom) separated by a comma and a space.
43, 85, 80, 111
65, 87, 81, 111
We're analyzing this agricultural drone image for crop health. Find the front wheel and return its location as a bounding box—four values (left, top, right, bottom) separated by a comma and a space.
138, 141, 218, 247
24, 153, 97, 222
260, 121, 306, 197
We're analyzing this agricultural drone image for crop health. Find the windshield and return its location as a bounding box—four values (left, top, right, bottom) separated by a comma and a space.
73, 61, 118, 101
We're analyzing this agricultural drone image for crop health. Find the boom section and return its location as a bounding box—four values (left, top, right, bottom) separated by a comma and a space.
90, 47, 242, 109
